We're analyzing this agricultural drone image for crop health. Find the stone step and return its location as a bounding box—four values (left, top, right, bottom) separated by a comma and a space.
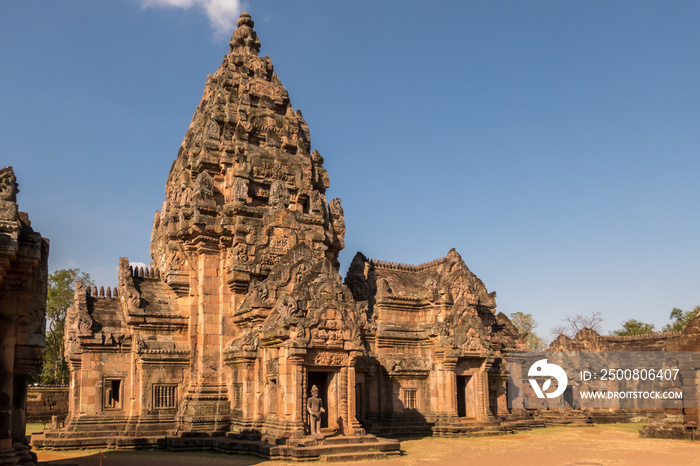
502, 420, 547, 430
464, 429, 510, 437
458, 419, 500, 426
321, 450, 400, 462
289, 440, 399, 458
433, 428, 513, 438
321, 435, 379, 445
367, 424, 434, 436
33, 435, 161, 450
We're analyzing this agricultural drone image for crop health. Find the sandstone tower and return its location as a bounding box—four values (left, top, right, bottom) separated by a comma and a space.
37, 14, 525, 458
147, 11, 346, 432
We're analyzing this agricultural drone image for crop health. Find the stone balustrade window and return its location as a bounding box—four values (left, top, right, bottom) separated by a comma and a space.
153, 384, 177, 409
403, 388, 417, 409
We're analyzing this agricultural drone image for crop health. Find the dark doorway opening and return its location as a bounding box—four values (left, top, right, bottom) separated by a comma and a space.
564, 385, 574, 407
356, 382, 365, 422
457, 375, 467, 417
308, 371, 329, 428
489, 387, 498, 417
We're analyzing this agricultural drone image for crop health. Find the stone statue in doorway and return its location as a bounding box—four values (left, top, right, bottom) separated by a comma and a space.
307, 384, 326, 439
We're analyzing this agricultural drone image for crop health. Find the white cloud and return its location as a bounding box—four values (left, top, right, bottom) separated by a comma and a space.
141, 0, 244, 37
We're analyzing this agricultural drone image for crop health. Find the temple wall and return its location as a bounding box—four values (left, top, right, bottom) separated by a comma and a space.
75, 351, 132, 417
0, 167, 49, 466
26, 386, 69, 424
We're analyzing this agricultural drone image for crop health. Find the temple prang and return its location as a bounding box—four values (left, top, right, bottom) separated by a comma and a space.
32, 13, 527, 460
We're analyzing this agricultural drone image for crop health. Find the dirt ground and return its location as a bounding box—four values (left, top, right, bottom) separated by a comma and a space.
34, 424, 700, 466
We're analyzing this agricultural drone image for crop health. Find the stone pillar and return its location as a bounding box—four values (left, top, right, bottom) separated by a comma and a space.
507, 354, 527, 415
478, 370, 488, 421
95, 379, 103, 414
339, 366, 348, 435
11, 375, 27, 445
68, 361, 82, 420
0, 333, 16, 454
288, 348, 305, 436
196, 249, 219, 384
346, 361, 365, 435
442, 357, 458, 421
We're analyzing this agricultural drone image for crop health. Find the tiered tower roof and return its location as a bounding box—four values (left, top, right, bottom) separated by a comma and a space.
150, 13, 345, 293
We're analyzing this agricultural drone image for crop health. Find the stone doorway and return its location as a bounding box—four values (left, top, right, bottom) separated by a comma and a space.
307, 370, 338, 430
456, 375, 477, 419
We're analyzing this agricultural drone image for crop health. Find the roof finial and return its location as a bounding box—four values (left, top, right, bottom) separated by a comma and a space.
0, 167, 19, 202
230, 12, 260, 55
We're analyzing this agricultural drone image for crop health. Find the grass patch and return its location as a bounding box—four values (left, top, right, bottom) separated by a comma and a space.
26, 423, 47, 435
597, 422, 648, 434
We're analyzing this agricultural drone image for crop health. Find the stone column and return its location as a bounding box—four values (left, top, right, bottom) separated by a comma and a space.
288, 348, 306, 436
0, 326, 16, 454
11, 375, 27, 445
95, 379, 103, 414
68, 361, 82, 421
444, 357, 458, 418
346, 360, 365, 435
478, 370, 488, 421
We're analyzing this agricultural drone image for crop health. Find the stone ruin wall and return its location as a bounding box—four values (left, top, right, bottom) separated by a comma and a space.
0, 166, 49, 466
547, 324, 700, 433
26, 387, 69, 424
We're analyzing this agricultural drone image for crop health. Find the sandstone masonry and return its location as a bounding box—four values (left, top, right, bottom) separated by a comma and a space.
0, 167, 49, 466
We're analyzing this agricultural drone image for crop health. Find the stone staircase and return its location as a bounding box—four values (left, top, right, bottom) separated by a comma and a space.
32, 430, 161, 450
288, 435, 401, 462
34, 429, 400, 462
162, 432, 400, 461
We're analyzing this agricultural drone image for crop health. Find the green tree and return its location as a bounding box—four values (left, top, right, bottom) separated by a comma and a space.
510, 311, 548, 351
38, 268, 92, 385
662, 306, 700, 332
612, 319, 655, 336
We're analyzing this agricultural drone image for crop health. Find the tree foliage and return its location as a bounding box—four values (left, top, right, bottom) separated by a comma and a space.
662, 306, 700, 332
510, 311, 548, 351
551, 312, 603, 339
37, 268, 92, 385
612, 319, 655, 336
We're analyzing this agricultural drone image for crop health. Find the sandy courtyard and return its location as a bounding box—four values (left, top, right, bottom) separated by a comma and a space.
33, 424, 700, 466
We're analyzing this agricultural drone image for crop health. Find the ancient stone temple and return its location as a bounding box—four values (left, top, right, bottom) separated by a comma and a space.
35, 14, 524, 459
0, 167, 50, 466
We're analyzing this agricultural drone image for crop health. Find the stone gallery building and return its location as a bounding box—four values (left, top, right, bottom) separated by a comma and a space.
0, 167, 49, 466
37, 14, 525, 458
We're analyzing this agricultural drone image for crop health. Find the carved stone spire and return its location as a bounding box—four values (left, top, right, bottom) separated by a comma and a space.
230, 12, 261, 55
151, 12, 345, 294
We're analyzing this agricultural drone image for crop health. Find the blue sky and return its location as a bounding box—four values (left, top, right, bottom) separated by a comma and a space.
2, 1, 699, 339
